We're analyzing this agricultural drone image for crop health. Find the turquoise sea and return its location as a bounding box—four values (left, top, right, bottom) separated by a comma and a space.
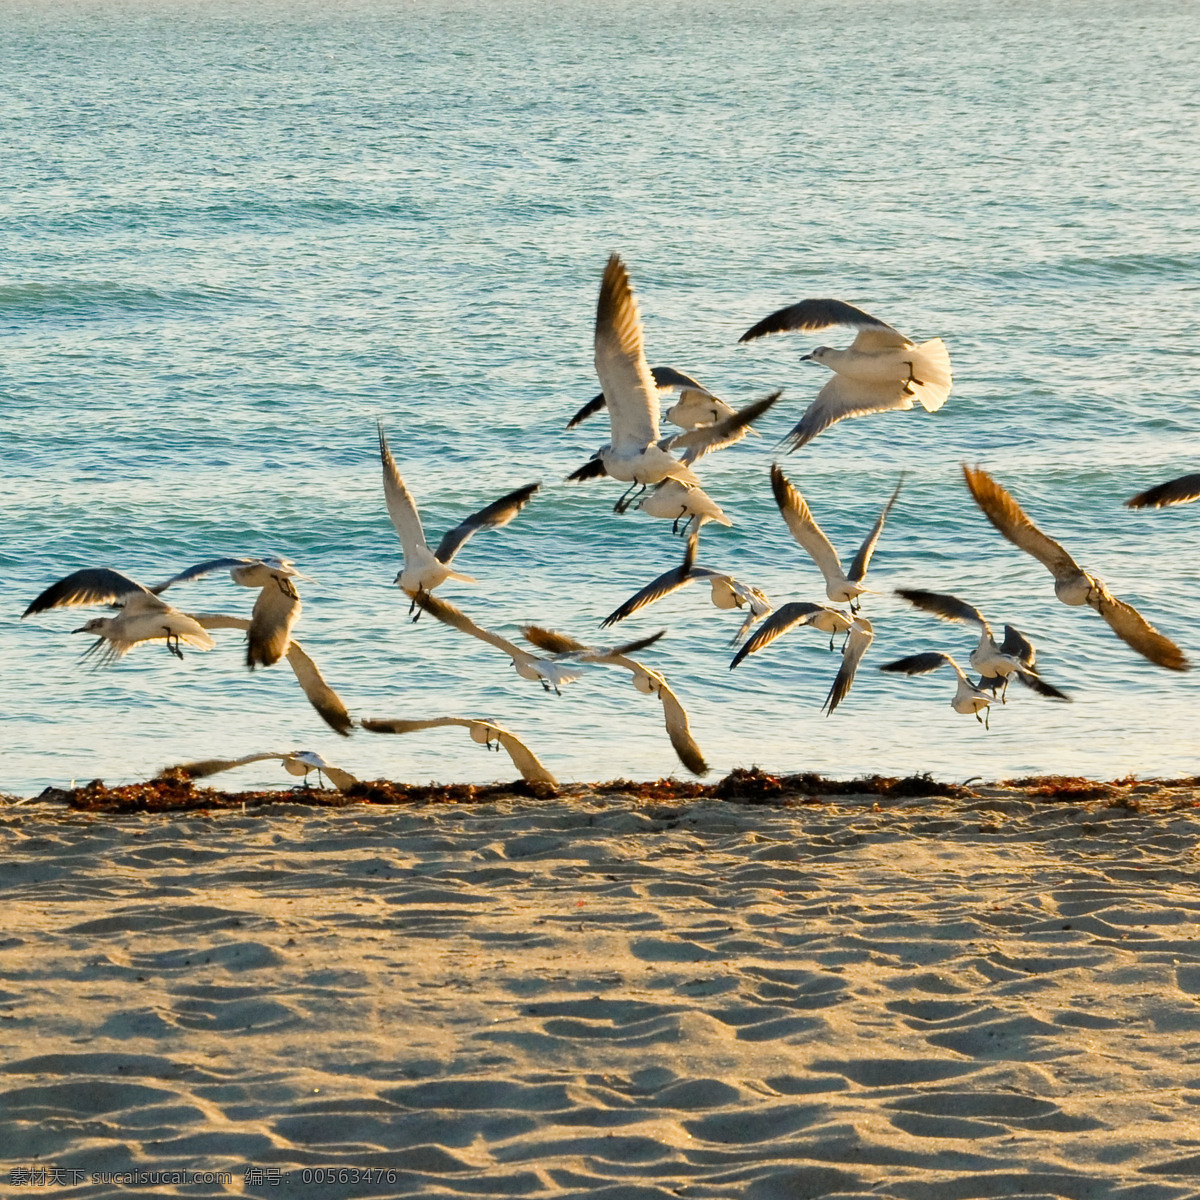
3, 0, 1199, 794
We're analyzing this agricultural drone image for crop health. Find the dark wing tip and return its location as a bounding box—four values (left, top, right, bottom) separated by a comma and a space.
1124, 473, 1200, 509
567, 393, 607, 430
567, 457, 608, 483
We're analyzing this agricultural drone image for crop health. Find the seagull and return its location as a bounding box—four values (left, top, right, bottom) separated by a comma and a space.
153, 555, 305, 669
574, 255, 778, 513
379, 421, 540, 615
192, 612, 353, 735
729, 601, 855, 667
894, 587, 1070, 701
880, 652, 995, 727
771, 464, 903, 610
359, 717, 557, 786
635, 478, 732, 536
413, 591, 664, 693
1125, 473, 1200, 510
521, 625, 707, 776
159, 749, 358, 792
962, 465, 1189, 672
602, 533, 773, 642
567, 365, 752, 435
22, 568, 216, 665
738, 299, 952, 451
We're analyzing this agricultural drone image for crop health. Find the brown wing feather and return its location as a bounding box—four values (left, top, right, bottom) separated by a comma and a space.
1089, 584, 1190, 672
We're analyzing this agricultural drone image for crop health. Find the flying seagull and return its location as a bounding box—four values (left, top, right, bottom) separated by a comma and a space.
379, 421, 540, 614
22, 568, 216, 665
192, 612, 353, 735
894, 587, 1070, 701
881, 651, 995, 727
962, 465, 1189, 672
572, 255, 778, 513
521, 624, 707, 776
738, 298, 951, 451
153, 555, 306, 669
771, 464, 903, 609
602, 532, 772, 643
160, 749, 358, 792
1125, 473, 1200, 510
413, 591, 664, 693
729, 601, 854, 666
359, 717, 557, 786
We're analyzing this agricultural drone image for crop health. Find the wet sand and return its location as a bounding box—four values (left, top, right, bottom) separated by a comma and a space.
3, 776, 1200, 1199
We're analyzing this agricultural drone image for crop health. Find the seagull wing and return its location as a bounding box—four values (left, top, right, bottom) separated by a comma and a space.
594, 254, 660, 451
150, 557, 259, 594
664, 391, 781, 463
378, 422, 429, 561
961, 465, 1084, 582
847, 326, 914, 352
433, 481, 541, 565
999, 623, 1035, 664
650, 672, 708, 776
566, 456, 609, 482
823, 616, 873, 715
519, 625, 583, 655
649, 364, 710, 393
23, 567, 155, 616
729, 602, 831, 669
191, 612, 352, 735
1013, 668, 1072, 701
783, 375, 915, 453
1088, 582, 1190, 672
601, 535, 700, 627
896, 587, 990, 636
414, 592, 537, 665
246, 576, 302, 669
159, 752, 284, 779
847, 474, 904, 582
770, 464, 845, 587
738, 298, 897, 342
567, 393, 608, 429
1125, 473, 1200, 509
880, 651, 952, 676
285, 640, 354, 735
491, 726, 558, 785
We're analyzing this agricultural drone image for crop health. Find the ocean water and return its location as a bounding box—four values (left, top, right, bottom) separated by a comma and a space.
3, 0, 1199, 794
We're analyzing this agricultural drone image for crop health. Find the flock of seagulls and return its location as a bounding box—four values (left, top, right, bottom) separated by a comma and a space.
19, 253, 1197, 791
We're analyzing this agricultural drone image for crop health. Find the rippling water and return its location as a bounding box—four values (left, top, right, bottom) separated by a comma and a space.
3, 0, 1199, 793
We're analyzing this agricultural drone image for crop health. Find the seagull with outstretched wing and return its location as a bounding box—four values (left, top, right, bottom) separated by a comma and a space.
379, 421, 539, 615
963, 465, 1189, 672
739, 298, 951, 451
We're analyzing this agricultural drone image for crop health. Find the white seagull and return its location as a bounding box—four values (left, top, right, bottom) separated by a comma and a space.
413, 591, 664, 694
22, 568, 216, 665
894, 587, 1070, 702
192, 612, 353, 735
567, 365, 749, 434
379, 421, 540, 614
160, 749, 358, 792
153, 555, 305, 668
521, 625, 707, 776
573, 255, 778, 513
963, 465, 1189, 672
602, 533, 773, 643
771, 464, 903, 610
1125, 473, 1200, 510
360, 717, 557, 787
739, 298, 951, 451
881, 651, 995, 727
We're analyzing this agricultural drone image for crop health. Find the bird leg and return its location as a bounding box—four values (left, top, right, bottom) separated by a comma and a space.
901, 361, 925, 395
613, 482, 646, 514
409, 589, 428, 623
164, 629, 184, 659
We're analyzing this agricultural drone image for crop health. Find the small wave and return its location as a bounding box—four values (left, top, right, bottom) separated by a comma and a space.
0, 281, 263, 320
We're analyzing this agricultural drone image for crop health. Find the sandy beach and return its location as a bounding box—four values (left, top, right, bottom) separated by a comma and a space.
4, 776, 1200, 1199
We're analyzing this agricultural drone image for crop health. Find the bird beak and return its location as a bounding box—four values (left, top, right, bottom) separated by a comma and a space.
70, 624, 89, 634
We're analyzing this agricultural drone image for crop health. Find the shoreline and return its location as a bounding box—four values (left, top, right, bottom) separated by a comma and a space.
6, 765, 1200, 814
